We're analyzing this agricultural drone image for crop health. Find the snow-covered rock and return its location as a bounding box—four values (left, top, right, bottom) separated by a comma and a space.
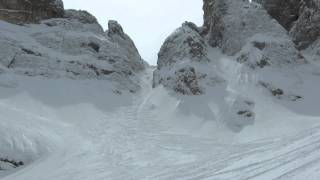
0, 0, 64, 24
63, 9, 98, 24
202, 0, 303, 63
155, 0, 308, 96
153, 22, 223, 95
0, 0, 148, 93
153, 0, 320, 132
0, 17, 146, 92
106, 20, 146, 72
153, 22, 255, 131
199, 0, 310, 100
235, 34, 306, 69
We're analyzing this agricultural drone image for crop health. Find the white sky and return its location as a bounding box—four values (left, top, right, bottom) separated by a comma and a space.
63, 0, 203, 65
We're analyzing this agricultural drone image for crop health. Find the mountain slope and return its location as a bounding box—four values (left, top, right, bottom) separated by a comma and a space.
0, 15, 146, 92
1, 0, 320, 179
0, 65, 320, 179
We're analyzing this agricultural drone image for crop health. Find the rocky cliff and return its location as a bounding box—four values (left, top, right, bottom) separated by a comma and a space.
0, 0, 64, 24
155, 0, 309, 96
0, 0, 147, 93
202, 0, 305, 65
153, 0, 320, 130
152, 22, 217, 95
256, 0, 320, 50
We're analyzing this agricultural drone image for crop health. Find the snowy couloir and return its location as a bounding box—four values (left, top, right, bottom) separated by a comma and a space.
1, 0, 320, 179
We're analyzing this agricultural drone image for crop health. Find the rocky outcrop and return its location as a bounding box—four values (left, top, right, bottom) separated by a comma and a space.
202, 0, 306, 69
235, 34, 306, 69
288, 0, 320, 49
0, 158, 24, 170
152, 0, 315, 131
170, 66, 204, 95
64, 9, 98, 24
254, 0, 301, 31
153, 22, 223, 95
0, 0, 64, 24
255, 0, 320, 49
106, 20, 146, 72
157, 22, 209, 69
0, 17, 147, 92
0, 0, 147, 93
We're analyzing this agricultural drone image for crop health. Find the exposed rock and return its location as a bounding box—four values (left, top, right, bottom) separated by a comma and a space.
254, 0, 301, 30
202, 0, 306, 67
153, 22, 223, 95
203, 0, 290, 53
106, 20, 146, 72
41, 17, 104, 34
290, 0, 320, 49
0, 158, 24, 169
202, 0, 227, 46
259, 81, 303, 101
255, 0, 320, 49
157, 22, 209, 69
64, 9, 98, 24
107, 20, 125, 37
173, 66, 204, 95
0, 18, 147, 92
0, 0, 64, 24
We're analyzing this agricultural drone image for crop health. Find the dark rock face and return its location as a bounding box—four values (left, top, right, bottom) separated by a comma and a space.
0, 158, 24, 170
0, 0, 64, 24
255, 0, 301, 31
290, 0, 320, 49
173, 66, 204, 95
202, 0, 227, 47
255, 0, 320, 49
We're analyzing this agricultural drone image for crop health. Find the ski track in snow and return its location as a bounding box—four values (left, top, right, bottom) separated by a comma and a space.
0, 67, 320, 180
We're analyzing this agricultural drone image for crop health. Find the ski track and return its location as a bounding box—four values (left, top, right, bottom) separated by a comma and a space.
1, 68, 320, 180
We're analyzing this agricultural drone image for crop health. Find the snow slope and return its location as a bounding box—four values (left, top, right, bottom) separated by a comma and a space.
1, 1, 320, 178
1, 51, 320, 179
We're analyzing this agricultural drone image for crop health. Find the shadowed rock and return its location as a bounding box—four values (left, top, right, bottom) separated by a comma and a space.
0, 0, 64, 24
255, 0, 320, 49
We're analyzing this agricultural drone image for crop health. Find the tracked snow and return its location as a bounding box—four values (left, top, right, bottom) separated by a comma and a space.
1, 0, 320, 179
0, 49, 320, 179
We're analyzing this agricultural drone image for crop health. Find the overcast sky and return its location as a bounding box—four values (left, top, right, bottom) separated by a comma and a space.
63, 0, 203, 65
